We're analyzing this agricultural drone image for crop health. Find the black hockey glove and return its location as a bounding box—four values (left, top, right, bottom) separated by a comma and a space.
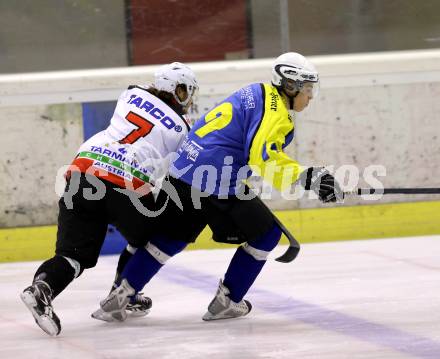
300, 167, 344, 203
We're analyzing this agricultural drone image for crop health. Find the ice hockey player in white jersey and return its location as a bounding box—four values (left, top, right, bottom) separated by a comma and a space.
20, 62, 198, 336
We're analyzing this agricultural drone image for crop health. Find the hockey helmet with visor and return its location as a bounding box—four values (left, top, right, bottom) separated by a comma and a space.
272, 52, 319, 99
154, 62, 199, 107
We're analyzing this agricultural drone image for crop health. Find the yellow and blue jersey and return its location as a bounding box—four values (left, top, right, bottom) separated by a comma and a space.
170, 83, 304, 195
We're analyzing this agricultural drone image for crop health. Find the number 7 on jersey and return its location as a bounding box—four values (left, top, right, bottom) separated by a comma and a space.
119, 111, 155, 144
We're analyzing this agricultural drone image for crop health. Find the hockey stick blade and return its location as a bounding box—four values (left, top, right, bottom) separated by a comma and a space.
275, 245, 300, 263
346, 188, 440, 195
253, 196, 300, 263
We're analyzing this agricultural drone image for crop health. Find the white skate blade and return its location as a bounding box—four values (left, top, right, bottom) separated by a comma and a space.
127, 309, 150, 318
202, 311, 218, 321
91, 308, 127, 322
202, 310, 236, 321
20, 291, 60, 336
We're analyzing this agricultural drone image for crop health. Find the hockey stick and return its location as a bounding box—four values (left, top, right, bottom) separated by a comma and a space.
346, 188, 440, 195
261, 187, 439, 263
273, 215, 301, 263
273, 186, 439, 262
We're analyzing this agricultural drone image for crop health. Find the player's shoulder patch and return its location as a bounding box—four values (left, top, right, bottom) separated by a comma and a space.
238, 83, 263, 110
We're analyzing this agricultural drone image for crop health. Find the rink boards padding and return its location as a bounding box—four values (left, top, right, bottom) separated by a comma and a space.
1, 200, 440, 263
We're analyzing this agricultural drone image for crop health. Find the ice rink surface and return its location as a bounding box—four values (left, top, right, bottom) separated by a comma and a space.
1, 236, 439, 359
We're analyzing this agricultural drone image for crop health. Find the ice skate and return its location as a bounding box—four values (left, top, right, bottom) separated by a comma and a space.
202, 280, 252, 321
111, 274, 152, 317
20, 280, 61, 336
126, 292, 152, 317
91, 279, 135, 322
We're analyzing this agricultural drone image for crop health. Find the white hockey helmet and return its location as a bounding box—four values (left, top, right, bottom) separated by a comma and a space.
271, 52, 319, 97
154, 62, 198, 107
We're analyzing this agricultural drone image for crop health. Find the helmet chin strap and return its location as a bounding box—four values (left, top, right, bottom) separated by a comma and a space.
288, 95, 294, 110
280, 88, 299, 110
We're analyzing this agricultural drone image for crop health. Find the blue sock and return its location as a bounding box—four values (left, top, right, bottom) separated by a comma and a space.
223, 224, 282, 302
121, 236, 187, 292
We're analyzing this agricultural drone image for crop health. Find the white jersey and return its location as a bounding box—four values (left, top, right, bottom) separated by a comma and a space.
69, 86, 190, 192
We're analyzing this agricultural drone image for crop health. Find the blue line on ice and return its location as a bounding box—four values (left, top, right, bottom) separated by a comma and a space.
159, 264, 440, 359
